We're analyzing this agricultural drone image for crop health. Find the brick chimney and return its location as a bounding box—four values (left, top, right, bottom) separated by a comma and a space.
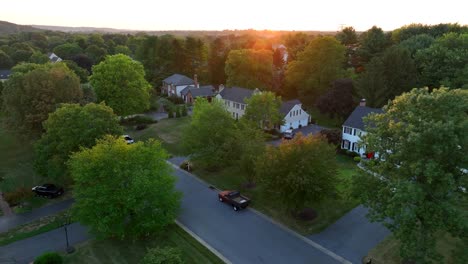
193, 74, 198, 88
360, 98, 366, 107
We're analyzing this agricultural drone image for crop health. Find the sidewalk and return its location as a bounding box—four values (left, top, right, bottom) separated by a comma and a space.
0, 199, 74, 233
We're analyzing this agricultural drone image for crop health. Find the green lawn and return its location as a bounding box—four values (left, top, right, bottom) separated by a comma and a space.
193, 154, 360, 235
124, 116, 190, 156
63, 224, 224, 264
368, 233, 463, 264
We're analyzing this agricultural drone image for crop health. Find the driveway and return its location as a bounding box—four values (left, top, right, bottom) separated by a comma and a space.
308, 205, 390, 263
269, 124, 327, 146
170, 159, 350, 264
143, 111, 168, 121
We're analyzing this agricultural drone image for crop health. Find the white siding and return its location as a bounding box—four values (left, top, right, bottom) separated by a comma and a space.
341, 126, 366, 155
281, 104, 310, 132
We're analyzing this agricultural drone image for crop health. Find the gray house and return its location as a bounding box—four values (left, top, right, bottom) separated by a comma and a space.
180, 85, 215, 103
161, 74, 196, 97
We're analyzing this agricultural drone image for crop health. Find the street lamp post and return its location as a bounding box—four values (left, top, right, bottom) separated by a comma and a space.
63, 213, 75, 254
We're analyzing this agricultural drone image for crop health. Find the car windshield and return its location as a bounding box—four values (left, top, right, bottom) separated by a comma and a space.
124, 136, 132, 140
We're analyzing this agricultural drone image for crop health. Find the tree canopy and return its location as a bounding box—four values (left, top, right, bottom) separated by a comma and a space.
182, 98, 236, 169
225, 49, 273, 90
69, 136, 181, 239
354, 88, 468, 263
34, 103, 122, 180
243, 91, 283, 130
256, 133, 338, 212
285, 36, 345, 107
90, 54, 151, 116
2, 63, 82, 133
336, 27, 358, 45
316, 79, 355, 119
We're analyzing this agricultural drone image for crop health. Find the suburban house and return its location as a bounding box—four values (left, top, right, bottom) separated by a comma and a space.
216, 86, 259, 120
216, 85, 310, 132
341, 99, 383, 155
47, 52, 62, 63
279, 99, 310, 132
0, 69, 11, 81
180, 85, 215, 103
161, 73, 196, 97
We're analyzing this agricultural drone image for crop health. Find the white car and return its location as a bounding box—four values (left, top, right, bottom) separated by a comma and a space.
283, 129, 295, 139
122, 135, 134, 144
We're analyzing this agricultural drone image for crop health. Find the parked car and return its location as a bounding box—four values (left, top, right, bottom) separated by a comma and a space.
218, 190, 250, 211
122, 135, 134, 144
32, 184, 64, 198
283, 129, 295, 139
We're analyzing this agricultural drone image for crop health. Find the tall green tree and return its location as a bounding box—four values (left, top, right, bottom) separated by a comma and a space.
85, 44, 108, 64
357, 46, 419, 107
208, 37, 228, 86
354, 88, 468, 263
53, 43, 83, 60
256, 133, 338, 212
336, 26, 358, 45
316, 79, 355, 119
34, 103, 122, 180
0, 50, 13, 68
283, 32, 311, 62
70, 136, 181, 239
225, 49, 273, 90
182, 98, 236, 169
2, 63, 82, 133
243, 91, 283, 130
357, 26, 391, 63
90, 54, 151, 116
416, 32, 468, 89
398, 34, 434, 58
285, 36, 345, 106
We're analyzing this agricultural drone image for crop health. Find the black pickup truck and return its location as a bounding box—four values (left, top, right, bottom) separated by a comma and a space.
218, 190, 250, 211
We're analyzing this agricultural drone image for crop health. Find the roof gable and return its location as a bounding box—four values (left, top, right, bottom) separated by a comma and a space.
343, 106, 383, 130
280, 99, 302, 115
218, 86, 255, 103
163, 74, 195, 86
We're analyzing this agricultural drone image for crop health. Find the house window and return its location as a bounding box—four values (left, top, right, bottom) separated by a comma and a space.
353, 143, 359, 152
232, 112, 235, 118
236, 113, 239, 120
241, 104, 245, 110
342, 140, 350, 149
353, 129, 356, 136
299, 109, 302, 115
290, 112, 292, 117
343, 127, 352, 134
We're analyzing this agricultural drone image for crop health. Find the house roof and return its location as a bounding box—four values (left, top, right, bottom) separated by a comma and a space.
0, 69, 11, 79
218, 86, 255, 104
280, 99, 302, 115
180, 85, 214, 97
343, 106, 383, 130
163, 74, 194, 86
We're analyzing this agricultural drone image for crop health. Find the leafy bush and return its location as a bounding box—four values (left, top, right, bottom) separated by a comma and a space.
141, 247, 184, 264
175, 106, 181, 118
136, 124, 148, 130
354, 156, 361, 162
167, 96, 185, 105
168, 110, 174, 118
120, 115, 156, 126
319, 129, 342, 146
34, 252, 63, 264
181, 105, 188, 116
4, 187, 33, 206
179, 160, 193, 172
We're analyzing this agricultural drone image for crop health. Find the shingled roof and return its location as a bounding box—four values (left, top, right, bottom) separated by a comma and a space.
0, 69, 11, 79
180, 85, 215, 97
218, 87, 256, 103
280, 99, 302, 115
343, 106, 383, 130
163, 74, 194, 86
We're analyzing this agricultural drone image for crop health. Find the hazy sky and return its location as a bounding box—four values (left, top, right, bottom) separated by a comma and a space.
1, 0, 467, 31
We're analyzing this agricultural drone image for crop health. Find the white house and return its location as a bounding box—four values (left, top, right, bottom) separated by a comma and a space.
280, 99, 310, 132
161, 74, 197, 97
216, 86, 310, 131
47, 52, 62, 63
341, 99, 383, 155
216, 86, 258, 120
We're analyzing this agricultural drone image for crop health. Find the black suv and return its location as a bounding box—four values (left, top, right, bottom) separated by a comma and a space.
32, 184, 64, 198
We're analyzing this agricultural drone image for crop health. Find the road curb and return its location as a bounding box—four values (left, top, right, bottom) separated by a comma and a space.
175, 220, 232, 264
168, 161, 352, 264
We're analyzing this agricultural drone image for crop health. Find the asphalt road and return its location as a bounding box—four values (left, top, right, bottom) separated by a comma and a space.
171, 162, 349, 264
0, 199, 74, 233
308, 206, 390, 263
269, 124, 327, 146
0, 223, 91, 264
